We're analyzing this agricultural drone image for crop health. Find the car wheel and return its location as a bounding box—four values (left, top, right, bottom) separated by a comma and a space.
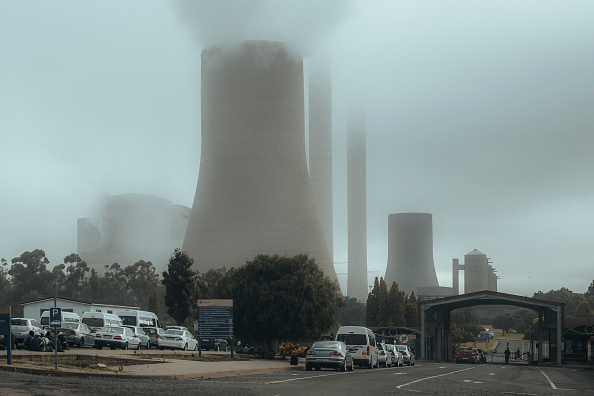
78, 338, 83, 348
224, 345, 227, 352
216, 344, 220, 351
340, 360, 346, 372
306, 364, 312, 371
314, 366, 321, 371
97, 346, 102, 350
194, 343, 198, 351
184, 343, 188, 351
348, 359, 354, 371
122, 343, 128, 350
159, 346, 164, 350
137, 342, 141, 350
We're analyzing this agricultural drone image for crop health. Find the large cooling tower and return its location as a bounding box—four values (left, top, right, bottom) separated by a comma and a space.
384, 213, 439, 295
182, 41, 336, 279
347, 110, 368, 301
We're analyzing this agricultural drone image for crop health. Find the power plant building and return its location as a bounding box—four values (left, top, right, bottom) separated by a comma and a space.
78, 194, 191, 275
182, 41, 336, 279
384, 213, 439, 296
453, 249, 498, 294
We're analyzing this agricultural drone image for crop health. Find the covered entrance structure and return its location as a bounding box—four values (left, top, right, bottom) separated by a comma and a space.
419, 291, 564, 364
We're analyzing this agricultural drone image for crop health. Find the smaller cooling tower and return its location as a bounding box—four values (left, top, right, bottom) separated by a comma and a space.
384, 213, 439, 295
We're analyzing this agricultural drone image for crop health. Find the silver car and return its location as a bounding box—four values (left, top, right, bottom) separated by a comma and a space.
305, 340, 354, 372
94, 326, 141, 350
396, 344, 415, 366
385, 344, 403, 367
378, 343, 392, 367
54, 322, 94, 347
123, 325, 150, 349
11, 318, 43, 343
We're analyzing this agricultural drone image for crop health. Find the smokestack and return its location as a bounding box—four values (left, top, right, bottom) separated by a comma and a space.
308, 54, 333, 261
384, 213, 439, 296
347, 109, 368, 301
183, 41, 336, 279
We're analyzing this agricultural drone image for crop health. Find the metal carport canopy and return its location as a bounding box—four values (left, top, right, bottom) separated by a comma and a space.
418, 290, 564, 364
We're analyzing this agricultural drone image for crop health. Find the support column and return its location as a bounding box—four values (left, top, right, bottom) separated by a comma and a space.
557, 307, 562, 365
538, 310, 543, 363
420, 307, 426, 360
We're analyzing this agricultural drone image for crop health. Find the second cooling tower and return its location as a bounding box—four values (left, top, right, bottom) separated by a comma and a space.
182, 41, 336, 279
384, 213, 439, 295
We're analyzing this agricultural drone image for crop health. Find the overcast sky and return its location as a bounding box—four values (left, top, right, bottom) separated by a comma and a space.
1, 0, 593, 297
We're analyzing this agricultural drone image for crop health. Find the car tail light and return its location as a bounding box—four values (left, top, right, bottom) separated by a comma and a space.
391, 351, 395, 356
96, 334, 102, 338
307, 350, 316, 355
114, 335, 122, 340
156, 333, 160, 339
380, 350, 385, 355
330, 351, 343, 356
402, 351, 408, 356
70, 331, 76, 336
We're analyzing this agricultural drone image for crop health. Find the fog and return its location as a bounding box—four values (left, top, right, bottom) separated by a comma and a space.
1, 0, 593, 296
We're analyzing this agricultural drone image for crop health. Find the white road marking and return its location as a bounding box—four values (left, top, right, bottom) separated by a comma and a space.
268, 371, 349, 384
396, 365, 480, 390
537, 367, 557, 390
487, 373, 496, 375
393, 372, 408, 375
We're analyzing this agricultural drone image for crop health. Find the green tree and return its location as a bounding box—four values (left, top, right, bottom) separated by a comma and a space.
574, 300, 593, 318
533, 288, 585, 317
124, 260, 159, 309
388, 282, 405, 327
62, 253, 90, 299
450, 308, 482, 349
512, 308, 538, 334
162, 249, 195, 325
339, 297, 366, 326
404, 292, 418, 327
492, 313, 515, 334
366, 277, 380, 327
9, 249, 53, 303
376, 277, 391, 326
147, 289, 160, 320
585, 280, 594, 299
221, 254, 344, 351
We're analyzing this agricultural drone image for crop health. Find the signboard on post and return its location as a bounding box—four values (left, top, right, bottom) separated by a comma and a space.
399, 334, 409, 344
50, 307, 62, 328
197, 299, 233, 357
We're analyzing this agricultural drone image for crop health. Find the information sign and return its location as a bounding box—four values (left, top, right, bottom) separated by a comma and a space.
399, 334, 409, 344
197, 300, 233, 339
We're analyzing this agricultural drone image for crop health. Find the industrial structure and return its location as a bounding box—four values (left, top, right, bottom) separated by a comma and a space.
182, 40, 336, 279
308, 54, 334, 262
384, 212, 439, 296
452, 249, 498, 294
347, 110, 368, 301
78, 193, 190, 274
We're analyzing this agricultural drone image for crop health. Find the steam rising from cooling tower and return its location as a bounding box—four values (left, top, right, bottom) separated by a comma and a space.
182, 40, 336, 279
384, 213, 439, 295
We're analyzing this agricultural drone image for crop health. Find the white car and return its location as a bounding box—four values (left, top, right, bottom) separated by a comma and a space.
378, 343, 392, 367
158, 329, 198, 351
94, 326, 141, 350
11, 318, 43, 343
123, 325, 150, 349
385, 344, 403, 367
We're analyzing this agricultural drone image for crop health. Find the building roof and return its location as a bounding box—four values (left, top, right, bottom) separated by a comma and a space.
466, 249, 485, 256
21, 296, 138, 309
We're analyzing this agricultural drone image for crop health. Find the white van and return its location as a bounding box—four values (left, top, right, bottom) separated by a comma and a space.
40, 311, 80, 329
117, 310, 161, 329
81, 312, 123, 330
335, 326, 379, 368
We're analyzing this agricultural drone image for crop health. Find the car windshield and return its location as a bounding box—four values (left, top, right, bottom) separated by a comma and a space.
11, 319, 29, 326
144, 328, 156, 334
59, 323, 78, 330
105, 327, 124, 334
164, 330, 183, 336
312, 341, 341, 349
336, 334, 366, 345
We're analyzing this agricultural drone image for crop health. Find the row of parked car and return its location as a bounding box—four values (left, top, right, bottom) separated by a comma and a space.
305, 326, 416, 372
2, 317, 227, 352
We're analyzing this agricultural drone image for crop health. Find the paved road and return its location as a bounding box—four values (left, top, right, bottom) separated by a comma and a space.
1, 360, 592, 395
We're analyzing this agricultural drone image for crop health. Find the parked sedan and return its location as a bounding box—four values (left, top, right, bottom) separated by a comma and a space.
142, 327, 163, 349
123, 325, 150, 349
378, 343, 392, 367
396, 344, 415, 366
200, 338, 228, 351
158, 329, 197, 351
385, 344, 403, 367
94, 326, 141, 350
305, 340, 354, 372
53, 322, 94, 347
